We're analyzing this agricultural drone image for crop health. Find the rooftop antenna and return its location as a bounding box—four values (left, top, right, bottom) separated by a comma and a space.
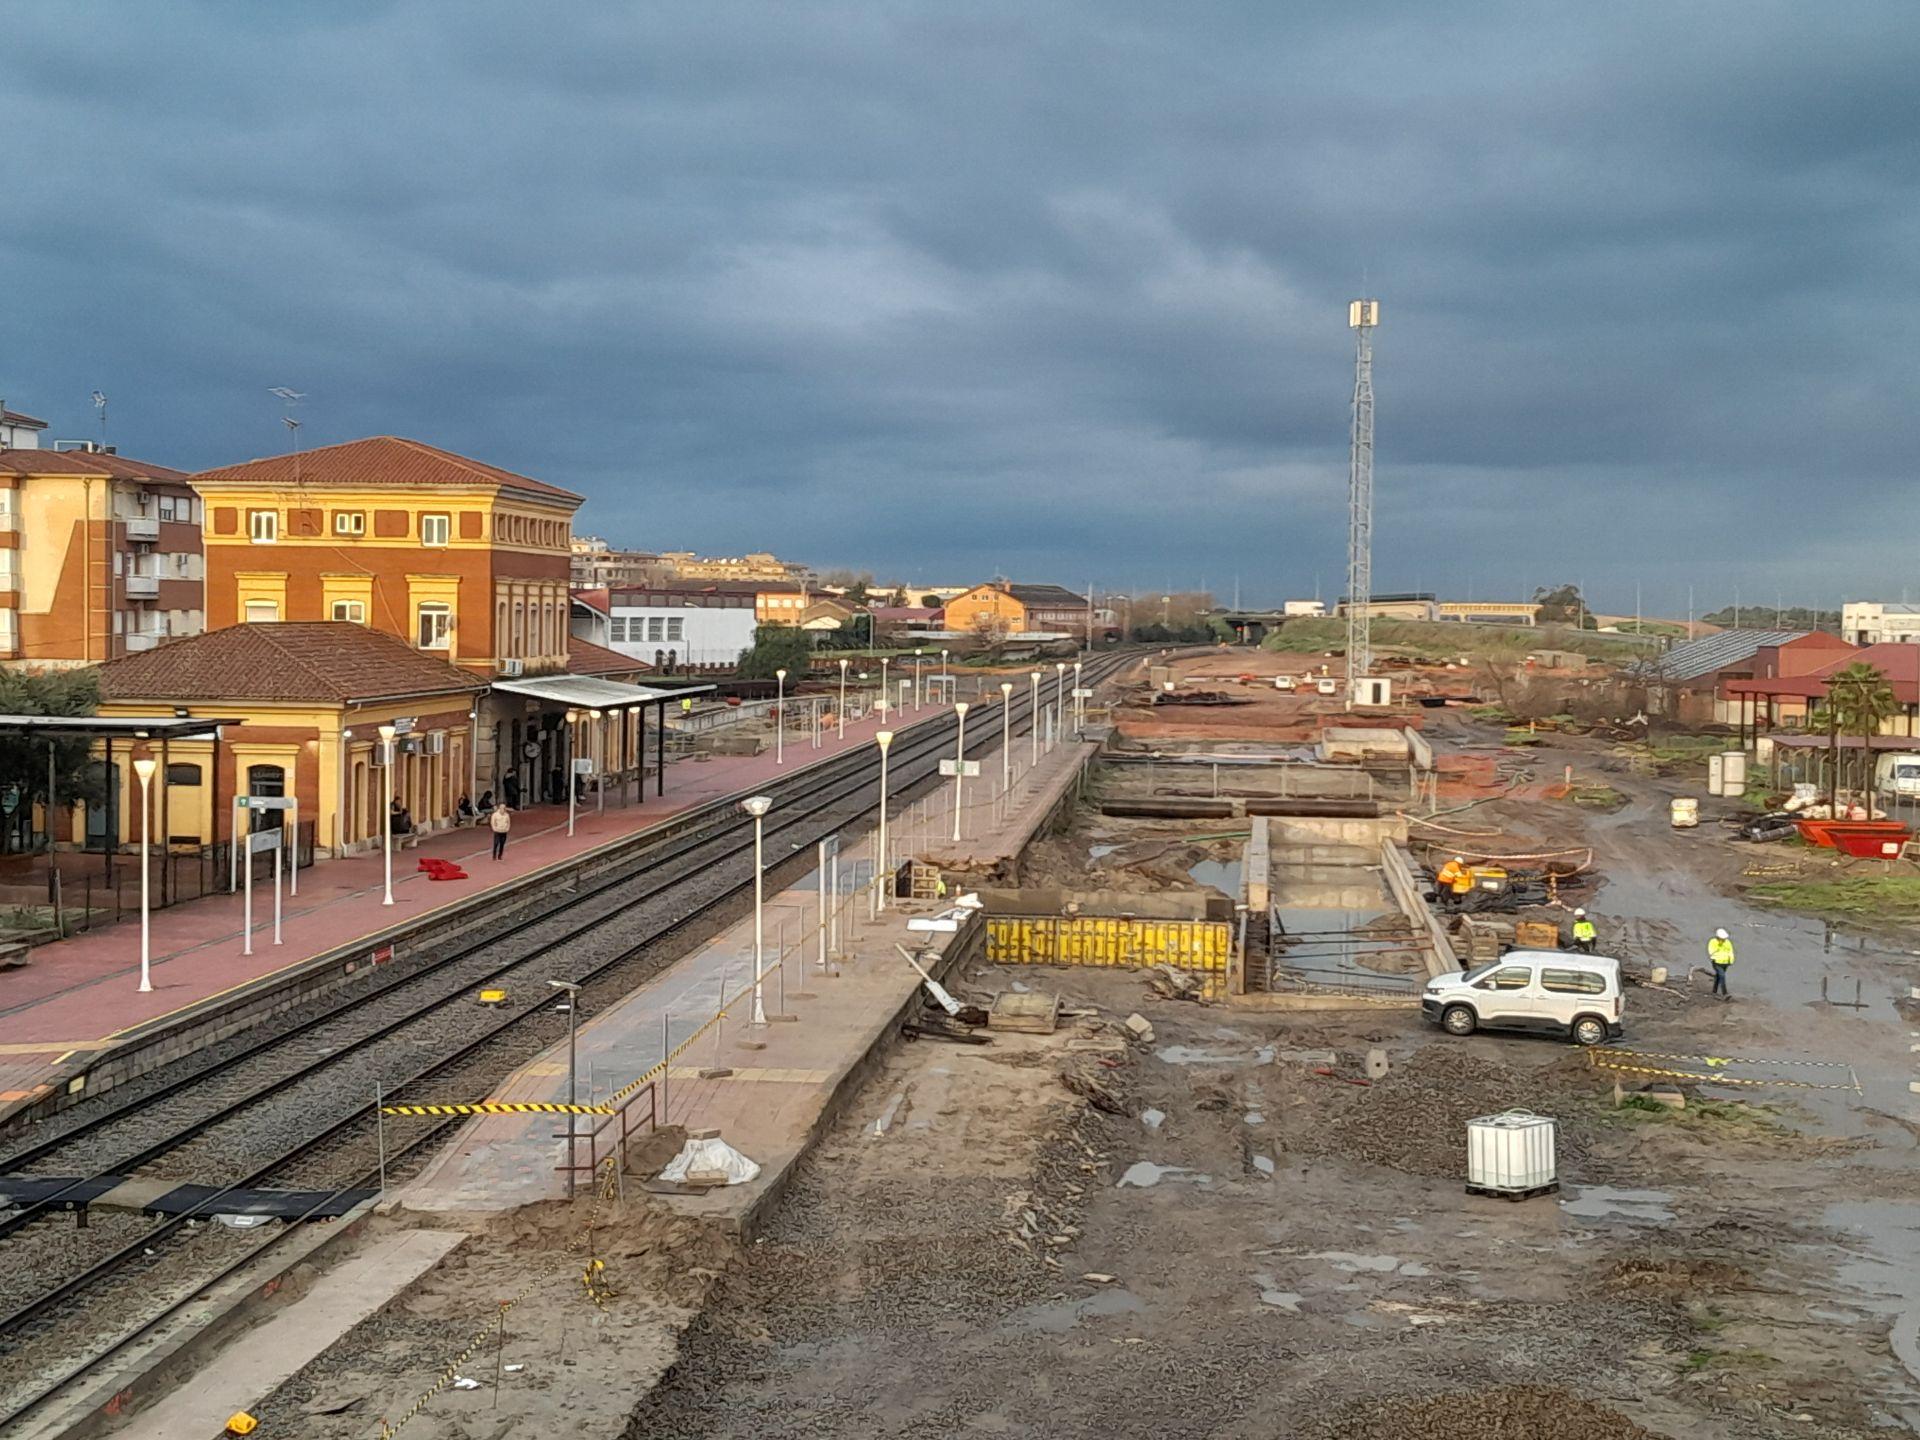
270, 387, 306, 486
1345, 299, 1380, 703
90, 391, 108, 447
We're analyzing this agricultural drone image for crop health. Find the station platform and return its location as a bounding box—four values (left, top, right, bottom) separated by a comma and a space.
0, 702, 932, 1117
396, 725, 1103, 1229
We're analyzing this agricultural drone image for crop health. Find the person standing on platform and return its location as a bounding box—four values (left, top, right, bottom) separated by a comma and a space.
490, 802, 513, 860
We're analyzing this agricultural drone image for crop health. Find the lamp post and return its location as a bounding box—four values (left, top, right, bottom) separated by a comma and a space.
378, 724, 397, 905
940, 648, 950, 701
740, 796, 773, 1025
590, 709, 604, 814
913, 649, 925, 711
879, 657, 890, 721
565, 708, 579, 836
1073, 660, 1084, 734
999, 681, 1013, 795
775, 668, 788, 765
133, 757, 155, 993
546, 978, 582, 1197
1053, 662, 1066, 748
951, 701, 969, 842
1030, 670, 1042, 764
875, 730, 893, 912
838, 658, 849, 740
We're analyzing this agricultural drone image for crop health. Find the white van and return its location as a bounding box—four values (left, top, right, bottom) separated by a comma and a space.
1421, 951, 1623, 1048
1876, 753, 1920, 800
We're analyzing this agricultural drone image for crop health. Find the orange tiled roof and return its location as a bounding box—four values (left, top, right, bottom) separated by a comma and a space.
99, 623, 488, 705
567, 636, 651, 677
190, 436, 581, 504
0, 450, 187, 480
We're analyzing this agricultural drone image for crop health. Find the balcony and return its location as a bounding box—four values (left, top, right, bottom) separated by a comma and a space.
124, 574, 160, 599
124, 516, 160, 543
124, 632, 161, 653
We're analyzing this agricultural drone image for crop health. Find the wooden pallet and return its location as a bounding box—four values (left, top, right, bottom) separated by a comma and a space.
1465, 1180, 1560, 1202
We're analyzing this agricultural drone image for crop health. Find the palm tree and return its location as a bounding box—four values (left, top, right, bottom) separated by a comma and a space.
1823, 662, 1898, 812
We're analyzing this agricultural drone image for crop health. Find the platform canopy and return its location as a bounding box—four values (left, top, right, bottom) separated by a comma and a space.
489, 676, 714, 709
0, 714, 241, 740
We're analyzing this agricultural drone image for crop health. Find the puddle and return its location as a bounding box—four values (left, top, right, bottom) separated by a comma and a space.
1118, 1161, 1209, 1188
1139, 1108, 1166, 1130
1189, 858, 1243, 895
1560, 1186, 1676, 1225
1305, 1251, 1428, 1276
1251, 1272, 1302, 1312
1013, 1286, 1145, 1334
1825, 1200, 1920, 1398
1089, 844, 1121, 862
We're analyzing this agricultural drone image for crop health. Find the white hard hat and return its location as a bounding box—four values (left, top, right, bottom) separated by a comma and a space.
1452, 855, 1465, 864
1715, 928, 1729, 939
1574, 908, 1585, 917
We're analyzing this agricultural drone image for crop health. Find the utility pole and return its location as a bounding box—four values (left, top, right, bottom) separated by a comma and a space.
1346, 299, 1379, 704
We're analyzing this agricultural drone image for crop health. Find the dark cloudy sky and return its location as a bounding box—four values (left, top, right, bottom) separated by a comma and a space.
4, 3, 1916, 614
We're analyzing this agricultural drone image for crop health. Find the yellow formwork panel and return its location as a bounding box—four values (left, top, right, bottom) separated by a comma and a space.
985, 915, 1230, 973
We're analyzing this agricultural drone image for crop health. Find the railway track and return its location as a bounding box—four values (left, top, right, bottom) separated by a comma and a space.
0, 651, 1138, 1429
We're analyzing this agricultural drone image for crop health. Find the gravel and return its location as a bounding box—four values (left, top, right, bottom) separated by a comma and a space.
1299, 1386, 1662, 1439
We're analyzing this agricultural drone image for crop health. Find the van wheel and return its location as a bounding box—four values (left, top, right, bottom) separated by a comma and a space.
1571, 1015, 1608, 1047
1442, 1005, 1477, 1037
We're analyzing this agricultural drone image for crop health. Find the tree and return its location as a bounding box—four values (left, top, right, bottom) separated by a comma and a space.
1822, 662, 1898, 811
845, 579, 870, 606
735, 624, 813, 679
0, 668, 107, 852
1532, 584, 1589, 627
917, 592, 943, 609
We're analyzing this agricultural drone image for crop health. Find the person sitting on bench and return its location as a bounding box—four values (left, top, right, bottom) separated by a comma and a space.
389, 800, 413, 836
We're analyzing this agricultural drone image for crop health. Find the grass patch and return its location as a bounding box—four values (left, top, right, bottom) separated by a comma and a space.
1747, 874, 1920, 917
1468, 703, 1514, 724
1597, 1095, 1790, 1136
1263, 616, 1657, 665
1503, 729, 1543, 747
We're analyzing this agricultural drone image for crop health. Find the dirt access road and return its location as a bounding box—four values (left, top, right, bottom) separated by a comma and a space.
630, 728, 1920, 1439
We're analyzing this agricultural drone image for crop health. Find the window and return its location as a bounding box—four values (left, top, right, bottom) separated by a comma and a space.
166, 762, 202, 786
244, 601, 279, 624
159, 496, 176, 520
1479, 966, 1535, 991
421, 513, 450, 547
331, 600, 366, 624
249, 510, 277, 543
417, 602, 452, 650
334, 511, 366, 536
173, 553, 190, 576
609, 616, 628, 643
247, 764, 286, 832
1541, 968, 1607, 995
666, 617, 685, 642
647, 617, 666, 643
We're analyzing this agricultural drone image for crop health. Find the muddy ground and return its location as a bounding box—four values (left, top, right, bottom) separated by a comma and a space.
628, 960, 1914, 1438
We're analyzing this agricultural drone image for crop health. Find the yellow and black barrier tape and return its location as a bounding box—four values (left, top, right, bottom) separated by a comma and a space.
1588, 1053, 1861, 1092
378, 1298, 516, 1439
381, 1101, 615, 1117
1593, 1048, 1849, 1070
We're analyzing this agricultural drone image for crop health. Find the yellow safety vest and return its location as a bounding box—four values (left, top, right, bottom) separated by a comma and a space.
1707, 937, 1734, 967
1573, 920, 1596, 942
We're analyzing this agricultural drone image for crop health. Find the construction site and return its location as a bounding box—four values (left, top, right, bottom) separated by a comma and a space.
5, 638, 1902, 1440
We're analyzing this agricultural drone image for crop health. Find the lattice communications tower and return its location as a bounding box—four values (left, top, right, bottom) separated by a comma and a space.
1345, 299, 1379, 703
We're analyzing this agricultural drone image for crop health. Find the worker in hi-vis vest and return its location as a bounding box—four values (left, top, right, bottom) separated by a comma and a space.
1571, 909, 1597, 953
1434, 856, 1471, 910
1706, 928, 1735, 998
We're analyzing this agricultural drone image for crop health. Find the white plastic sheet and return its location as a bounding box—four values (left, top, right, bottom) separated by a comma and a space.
659, 1135, 761, 1186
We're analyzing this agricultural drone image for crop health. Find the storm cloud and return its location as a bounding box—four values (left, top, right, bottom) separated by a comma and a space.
3, 1, 1916, 613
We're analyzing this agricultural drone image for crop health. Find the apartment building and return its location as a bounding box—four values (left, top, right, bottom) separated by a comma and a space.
570, 536, 674, 589
0, 404, 48, 449
944, 582, 1092, 637
0, 445, 206, 667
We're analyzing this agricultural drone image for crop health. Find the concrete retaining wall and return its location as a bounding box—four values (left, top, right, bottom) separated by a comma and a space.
1379, 841, 1458, 978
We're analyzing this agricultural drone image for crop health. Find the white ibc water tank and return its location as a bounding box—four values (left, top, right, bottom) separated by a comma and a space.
1707, 753, 1726, 796
1467, 1110, 1558, 1193
1721, 751, 1747, 792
